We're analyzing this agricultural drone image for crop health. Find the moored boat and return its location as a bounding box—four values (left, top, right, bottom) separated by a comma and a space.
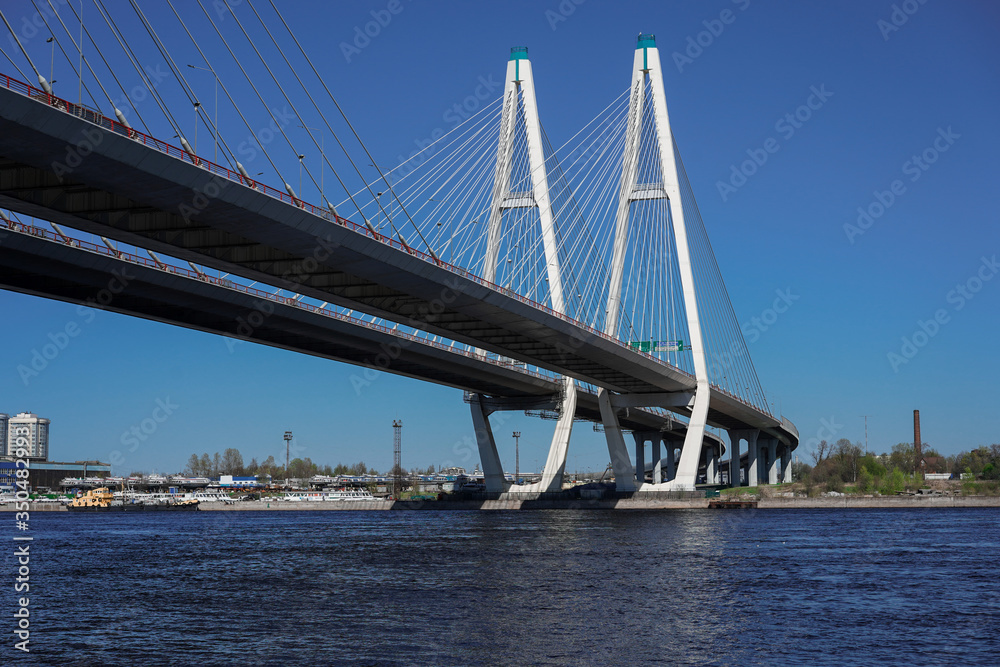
67, 487, 200, 511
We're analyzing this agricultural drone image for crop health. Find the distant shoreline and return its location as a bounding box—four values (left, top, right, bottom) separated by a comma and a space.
7, 495, 1000, 511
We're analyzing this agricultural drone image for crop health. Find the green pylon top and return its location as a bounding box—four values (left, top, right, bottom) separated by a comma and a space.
636, 34, 656, 48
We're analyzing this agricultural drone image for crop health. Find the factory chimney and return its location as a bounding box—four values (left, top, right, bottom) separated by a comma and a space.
913, 410, 922, 472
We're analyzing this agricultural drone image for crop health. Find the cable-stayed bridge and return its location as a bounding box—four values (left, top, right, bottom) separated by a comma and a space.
0, 5, 796, 493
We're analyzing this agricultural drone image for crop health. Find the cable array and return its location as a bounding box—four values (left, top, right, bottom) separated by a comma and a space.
0, 6, 772, 414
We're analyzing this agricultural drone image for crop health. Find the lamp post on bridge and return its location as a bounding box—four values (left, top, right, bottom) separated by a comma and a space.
47, 37, 55, 90
187, 64, 219, 164
298, 155, 305, 200
192, 101, 201, 153
300, 125, 324, 206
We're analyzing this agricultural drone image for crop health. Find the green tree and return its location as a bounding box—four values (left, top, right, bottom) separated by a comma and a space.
881, 468, 907, 495
859, 455, 886, 478
258, 455, 278, 481
832, 438, 863, 482
184, 454, 200, 477
221, 448, 244, 476
198, 453, 211, 478
888, 442, 920, 473
857, 468, 874, 494
287, 457, 319, 479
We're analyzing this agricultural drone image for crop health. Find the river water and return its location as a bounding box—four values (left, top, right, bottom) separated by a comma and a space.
3, 508, 998, 665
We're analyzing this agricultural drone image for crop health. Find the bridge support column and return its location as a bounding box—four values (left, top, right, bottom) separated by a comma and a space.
727, 431, 741, 487
468, 393, 509, 493
633, 433, 645, 487
705, 445, 717, 485
597, 388, 636, 492
728, 430, 759, 488
665, 441, 677, 482
518, 378, 578, 494
782, 445, 793, 483
650, 439, 662, 483
746, 431, 760, 487
766, 439, 779, 485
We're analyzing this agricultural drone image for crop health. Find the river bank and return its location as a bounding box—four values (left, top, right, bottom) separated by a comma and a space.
8, 495, 1000, 511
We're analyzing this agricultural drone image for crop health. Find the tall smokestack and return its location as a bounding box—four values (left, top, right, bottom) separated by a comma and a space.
913, 409, 922, 471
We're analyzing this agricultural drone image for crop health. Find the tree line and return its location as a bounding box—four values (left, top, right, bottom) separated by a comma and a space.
179, 449, 446, 480
181, 448, 402, 479
796, 439, 1000, 494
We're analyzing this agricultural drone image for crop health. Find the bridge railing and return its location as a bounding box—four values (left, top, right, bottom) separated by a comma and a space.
1, 72, 778, 418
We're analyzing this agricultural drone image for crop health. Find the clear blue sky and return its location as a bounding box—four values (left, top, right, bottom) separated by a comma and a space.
1, 0, 997, 474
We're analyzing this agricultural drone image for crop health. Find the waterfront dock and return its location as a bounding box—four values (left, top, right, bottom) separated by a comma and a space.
7, 495, 1000, 512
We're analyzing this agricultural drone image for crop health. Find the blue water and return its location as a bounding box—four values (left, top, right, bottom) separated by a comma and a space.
2, 508, 998, 665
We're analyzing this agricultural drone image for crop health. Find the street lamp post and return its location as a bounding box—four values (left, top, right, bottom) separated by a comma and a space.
298, 155, 305, 199
513, 431, 521, 486
46, 37, 54, 88
192, 102, 201, 152
299, 125, 323, 205
187, 64, 219, 164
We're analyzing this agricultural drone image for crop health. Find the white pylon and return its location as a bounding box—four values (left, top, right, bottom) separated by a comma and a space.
601, 34, 710, 491
478, 47, 576, 494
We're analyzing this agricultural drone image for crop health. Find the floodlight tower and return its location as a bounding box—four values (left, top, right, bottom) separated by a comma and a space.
513, 431, 521, 485
392, 420, 403, 498
283, 430, 292, 487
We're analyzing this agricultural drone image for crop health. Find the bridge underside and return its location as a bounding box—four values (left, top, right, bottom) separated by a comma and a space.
0, 226, 714, 438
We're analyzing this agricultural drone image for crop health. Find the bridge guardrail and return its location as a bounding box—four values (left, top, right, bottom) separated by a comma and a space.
2, 72, 778, 418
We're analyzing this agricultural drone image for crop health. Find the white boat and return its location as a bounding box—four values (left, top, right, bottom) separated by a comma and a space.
189, 491, 236, 504
279, 489, 375, 502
